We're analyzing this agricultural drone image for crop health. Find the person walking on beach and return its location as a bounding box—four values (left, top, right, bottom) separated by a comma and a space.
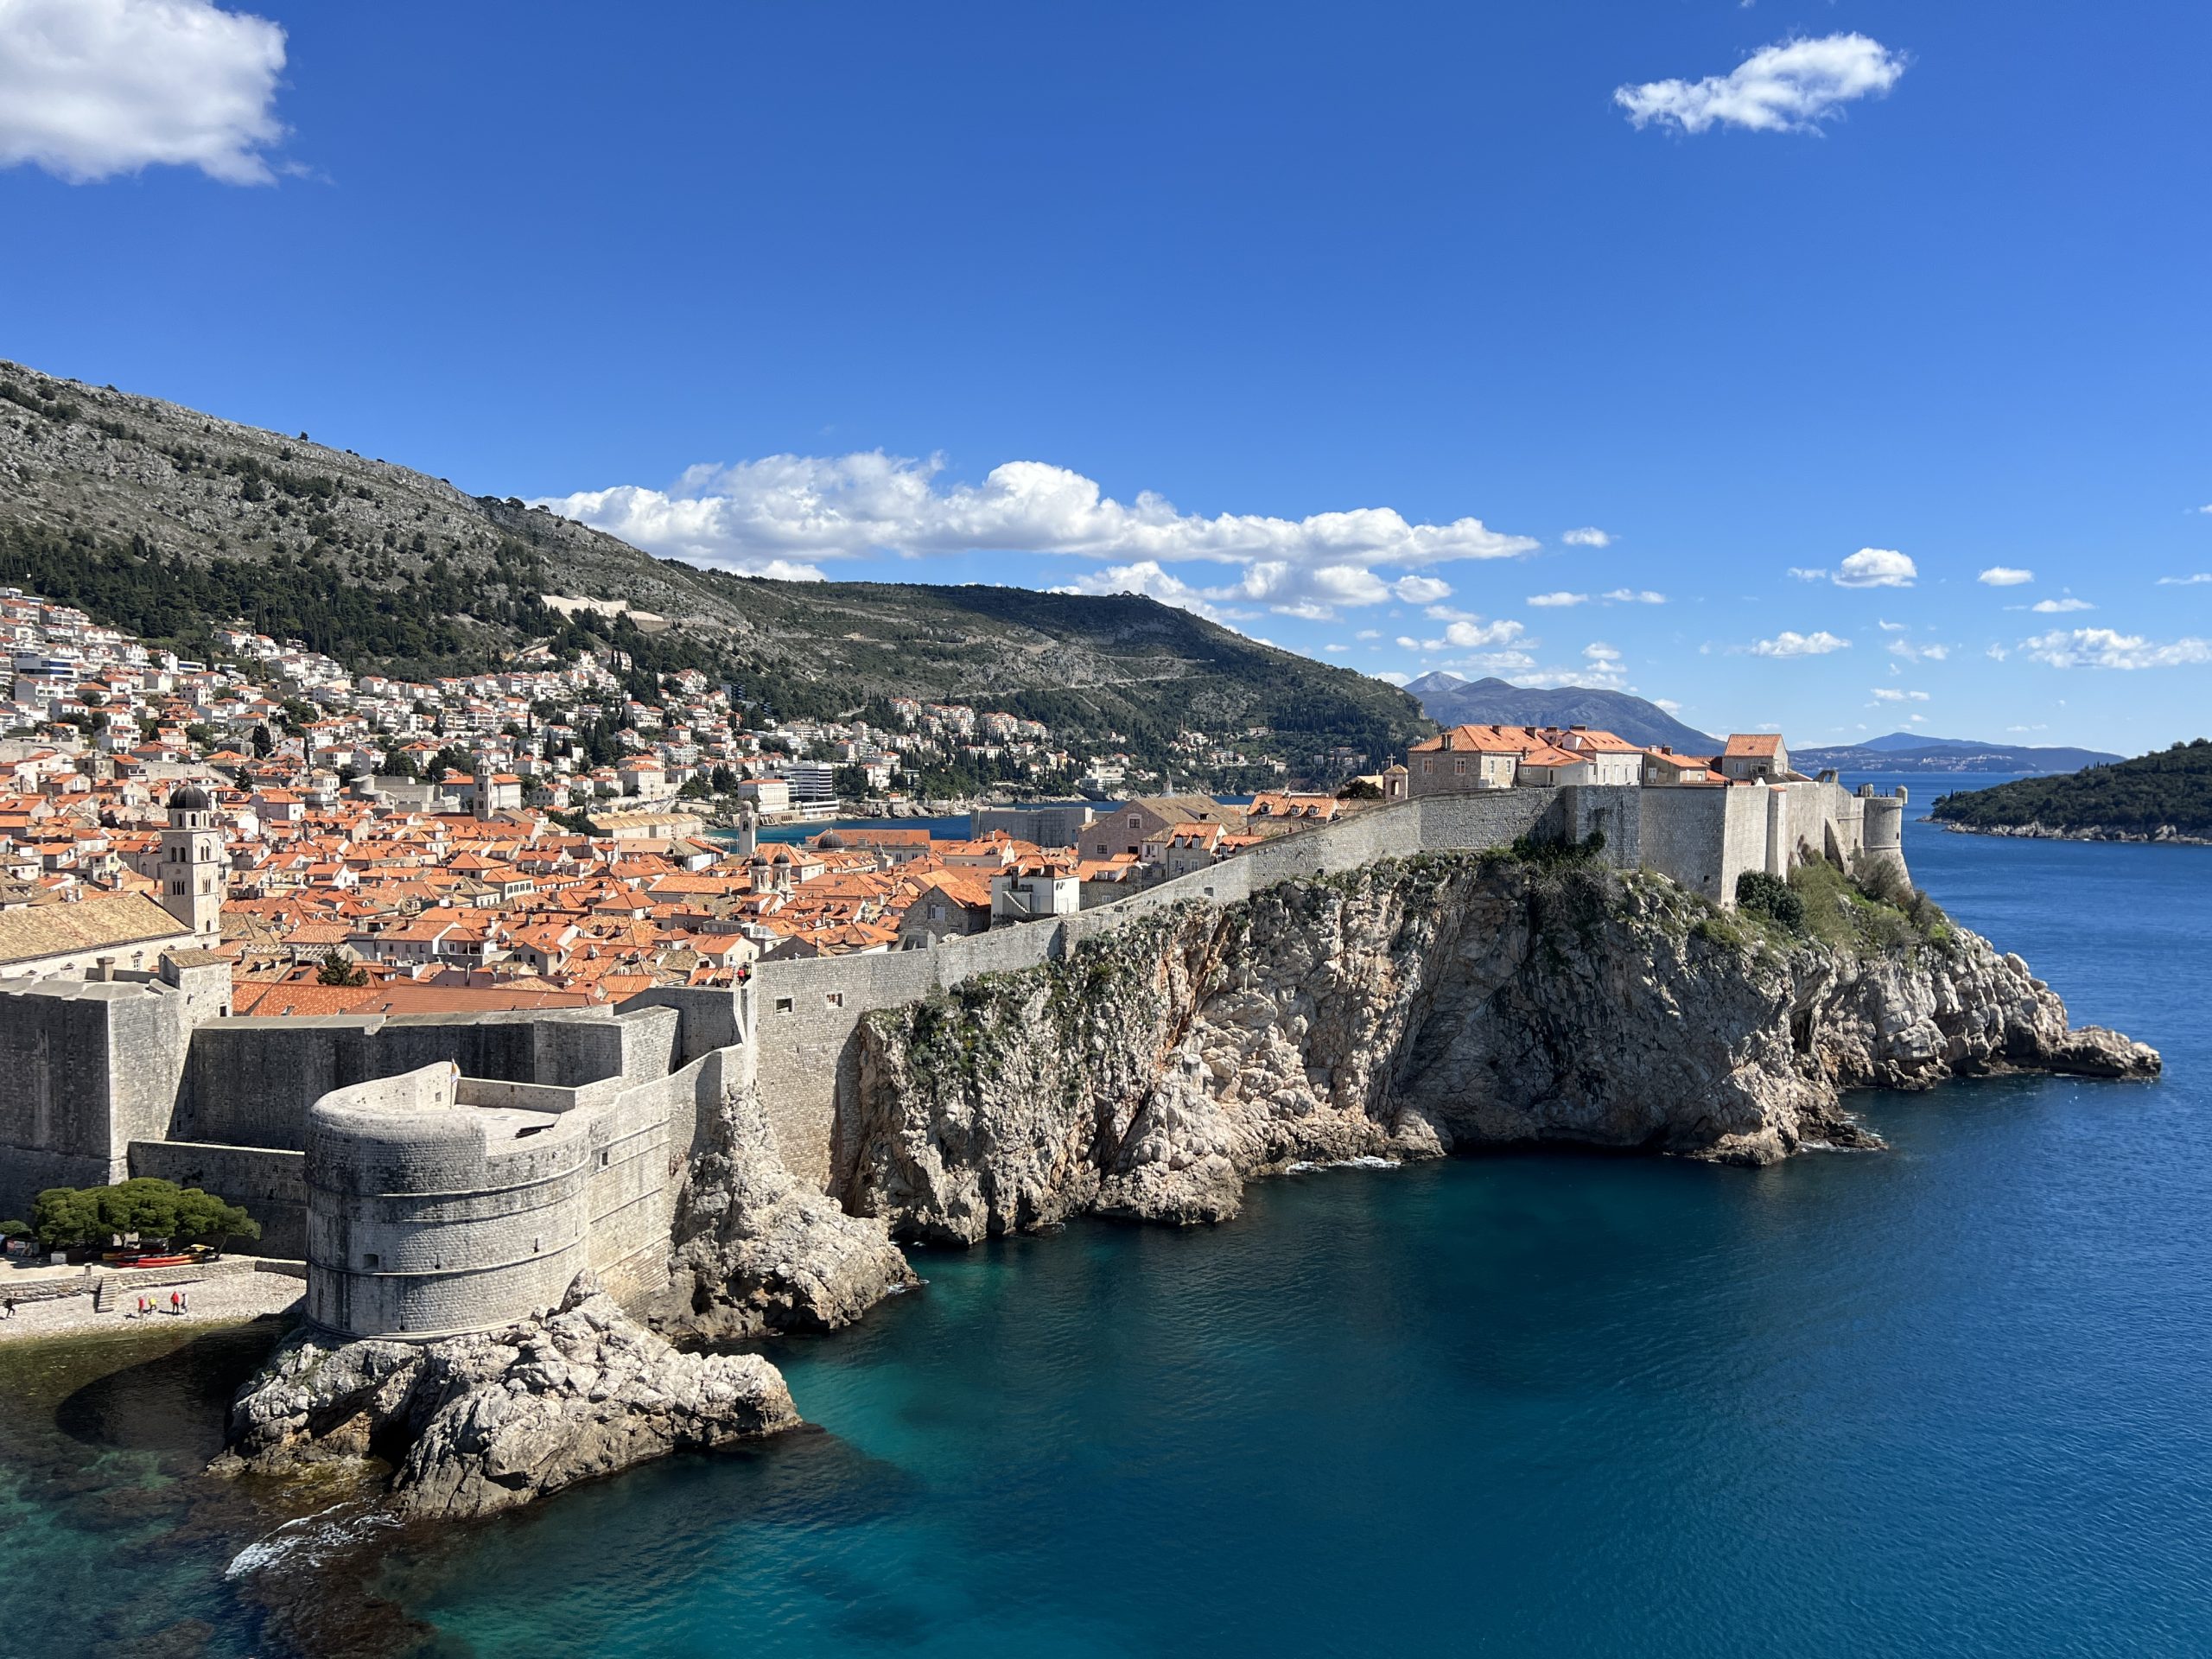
170, 1290, 181, 1315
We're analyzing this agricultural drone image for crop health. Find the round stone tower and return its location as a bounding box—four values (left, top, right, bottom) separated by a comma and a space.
1859, 785, 1909, 887
304, 1065, 594, 1340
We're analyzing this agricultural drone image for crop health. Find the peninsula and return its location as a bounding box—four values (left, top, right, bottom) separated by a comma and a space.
1930, 740, 2212, 843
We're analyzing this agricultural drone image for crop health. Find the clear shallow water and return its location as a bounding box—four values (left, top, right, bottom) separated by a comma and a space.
4, 791, 2207, 1656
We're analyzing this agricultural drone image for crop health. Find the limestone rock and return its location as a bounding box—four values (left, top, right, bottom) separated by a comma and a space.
211, 1273, 798, 1518
842, 855, 2160, 1235
650, 1083, 916, 1340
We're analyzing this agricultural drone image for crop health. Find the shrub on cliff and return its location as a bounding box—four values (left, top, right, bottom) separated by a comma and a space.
1736, 871, 1805, 933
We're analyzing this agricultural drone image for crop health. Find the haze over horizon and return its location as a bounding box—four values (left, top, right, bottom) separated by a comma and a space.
3, 1, 2208, 753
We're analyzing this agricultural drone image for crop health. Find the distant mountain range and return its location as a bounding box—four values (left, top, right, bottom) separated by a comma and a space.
1400, 674, 1719, 753
1791, 734, 2122, 775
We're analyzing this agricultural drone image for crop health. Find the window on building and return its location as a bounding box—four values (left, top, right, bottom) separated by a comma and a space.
1454, 759, 1466, 775
362, 1252, 379, 1268
826, 991, 844, 1008
775, 996, 794, 1014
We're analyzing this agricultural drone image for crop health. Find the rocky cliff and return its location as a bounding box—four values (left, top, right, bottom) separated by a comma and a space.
649, 1083, 917, 1340
212, 1274, 798, 1518
840, 854, 2158, 1242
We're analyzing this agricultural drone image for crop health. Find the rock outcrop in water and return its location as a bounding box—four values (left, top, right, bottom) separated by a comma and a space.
649, 1083, 917, 1340
211, 1274, 798, 1517
841, 853, 2158, 1241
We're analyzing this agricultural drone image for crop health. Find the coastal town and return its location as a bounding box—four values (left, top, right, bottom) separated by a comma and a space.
0, 585, 1827, 1001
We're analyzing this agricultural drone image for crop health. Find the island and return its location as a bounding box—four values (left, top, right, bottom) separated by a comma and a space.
1930, 740, 2212, 843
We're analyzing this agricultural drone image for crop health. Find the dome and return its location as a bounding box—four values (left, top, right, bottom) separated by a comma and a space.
814, 830, 846, 850
168, 785, 213, 813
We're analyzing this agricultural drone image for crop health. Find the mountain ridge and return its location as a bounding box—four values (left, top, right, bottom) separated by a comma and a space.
0, 359, 1427, 775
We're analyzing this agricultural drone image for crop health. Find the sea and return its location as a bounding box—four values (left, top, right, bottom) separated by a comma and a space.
3, 776, 2208, 1657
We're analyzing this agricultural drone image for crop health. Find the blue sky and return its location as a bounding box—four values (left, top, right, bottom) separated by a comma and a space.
3, 2, 2209, 752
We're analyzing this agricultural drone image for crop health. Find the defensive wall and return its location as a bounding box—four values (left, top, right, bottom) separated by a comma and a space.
302, 1042, 742, 1341
747, 779, 1905, 1189
1, 779, 1904, 1343
0, 958, 230, 1224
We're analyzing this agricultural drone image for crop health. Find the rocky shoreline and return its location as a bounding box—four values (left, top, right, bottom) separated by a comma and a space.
840, 853, 2158, 1240
1936, 820, 2212, 847
212, 1272, 798, 1519
203, 850, 2159, 1531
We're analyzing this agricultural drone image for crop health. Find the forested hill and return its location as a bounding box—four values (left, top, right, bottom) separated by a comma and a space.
1930, 741, 2212, 841
0, 359, 1426, 771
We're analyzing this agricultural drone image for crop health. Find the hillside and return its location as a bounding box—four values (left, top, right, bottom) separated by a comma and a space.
1795, 734, 2121, 775
1930, 741, 2212, 841
0, 360, 1425, 773
1402, 672, 1717, 752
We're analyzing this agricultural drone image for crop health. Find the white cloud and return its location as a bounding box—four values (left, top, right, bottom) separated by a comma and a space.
1986, 644, 2010, 662
1877, 619, 1909, 632
1978, 566, 2035, 587
1395, 636, 1421, 652
1561, 527, 1612, 547
1750, 630, 1851, 658
2157, 573, 2212, 586
1601, 588, 1666, 605
1375, 671, 1411, 687
1789, 567, 1829, 582
1355, 628, 1380, 641
1653, 697, 1683, 714
1615, 33, 1907, 136
1871, 688, 1929, 702
1528, 591, 1587, 607
1834, 547, 1917, 588
1323, 644, 1348, 654
542, 451, 1537, 620
2030, 597, 2094, 613
1584, 642, 1622, 662
1391, 575, 1453, 604
2022, 628, 2212, 670
1887, 639, 1949, 663
0, 0, 288, 184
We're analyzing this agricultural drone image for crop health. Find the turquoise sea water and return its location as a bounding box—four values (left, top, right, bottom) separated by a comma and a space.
4, 785, 2208, 1656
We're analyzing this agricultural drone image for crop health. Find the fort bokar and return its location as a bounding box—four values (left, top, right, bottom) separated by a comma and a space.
3, 778, 2159, 1516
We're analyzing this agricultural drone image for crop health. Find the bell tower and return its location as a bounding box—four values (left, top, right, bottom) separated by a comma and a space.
158, 785, 225, 938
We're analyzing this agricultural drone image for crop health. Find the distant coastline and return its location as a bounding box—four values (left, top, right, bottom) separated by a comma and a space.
1937, 821, 2212, 848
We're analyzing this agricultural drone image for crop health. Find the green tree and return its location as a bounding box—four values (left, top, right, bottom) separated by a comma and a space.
250, 722, 273, 758
31, 1179, 258, 1252
316, 950, 368, 987
31, 1186, 104, 1249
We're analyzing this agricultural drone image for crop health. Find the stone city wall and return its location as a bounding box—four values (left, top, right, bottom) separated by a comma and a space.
128, 1139, 308, 1260
175, 1006, 678, 1151
0, 974, 203, 1222
300, 1039, 741, 1340
305, 1065, 600, 1340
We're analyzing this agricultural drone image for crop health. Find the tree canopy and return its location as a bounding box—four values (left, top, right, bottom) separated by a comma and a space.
29, 1179, 261, 1250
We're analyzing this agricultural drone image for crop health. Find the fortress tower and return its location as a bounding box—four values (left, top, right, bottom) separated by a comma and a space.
1856, 784, 1910, 887
158, 785, 225, 938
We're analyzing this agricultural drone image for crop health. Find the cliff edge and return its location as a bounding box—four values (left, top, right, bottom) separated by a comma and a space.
841, 852, 2158, 1241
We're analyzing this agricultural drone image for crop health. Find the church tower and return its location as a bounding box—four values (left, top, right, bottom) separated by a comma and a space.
158, 785, 225, 938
